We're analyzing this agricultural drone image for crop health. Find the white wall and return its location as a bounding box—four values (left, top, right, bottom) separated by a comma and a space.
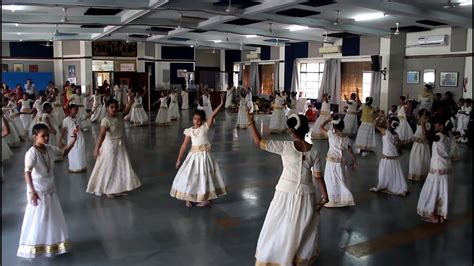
464, 28, 472, 99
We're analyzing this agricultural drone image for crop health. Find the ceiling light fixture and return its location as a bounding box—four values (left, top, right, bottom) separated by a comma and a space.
324, 31, 328, 42
353, 12, 386, 21
240, 43, 243, 50
61, 7, 68, 23
269, 23, 275, 35
15, 23, 19, 27
274, 38, 279, 47
245, 35, 257, 38
333, 10, 342, 25
288, 25, 309, 31
18, 32, 21, 35
190, 44, 194, 48
443, 0, 457, 8
19, 39, 23, 42
212, 40, 222, 43
460, 1, 472, 5
394, 22, 400, 35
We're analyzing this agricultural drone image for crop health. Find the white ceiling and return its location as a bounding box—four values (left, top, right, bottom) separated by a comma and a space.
2, 0, 472, 50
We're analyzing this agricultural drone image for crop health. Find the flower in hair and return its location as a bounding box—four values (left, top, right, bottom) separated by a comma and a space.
289, 114, 301, 130
331, 118, 341, 125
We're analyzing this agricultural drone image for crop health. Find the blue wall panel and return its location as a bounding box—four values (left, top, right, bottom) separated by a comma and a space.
342, 37, 360, 56
9, 42, 53, 58
260, 46, 271, 61
284, 42, 308, 91
161, 46, 195, 60
2, 72, 54, 94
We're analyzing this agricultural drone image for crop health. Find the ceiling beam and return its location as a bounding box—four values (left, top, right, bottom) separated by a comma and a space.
338, 0, 472, 28
2, 33, 92, 41
2, 25, 104, 34
2, 13, 121, 25
1, 0, 151, 9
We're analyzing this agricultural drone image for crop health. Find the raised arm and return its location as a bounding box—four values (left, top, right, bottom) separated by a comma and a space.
355, 88, 362, 105
59, 126, 67, 147
122, 98, 134, 117
247, 110, 262, 147
320, 118, 331, 134
62, 128, 78, 157
206, 93, 225, 128
344, 94, 350, 104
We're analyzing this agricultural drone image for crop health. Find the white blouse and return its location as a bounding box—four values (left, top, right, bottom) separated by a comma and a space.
184, 122, 210, 146
24, 145, 62, 195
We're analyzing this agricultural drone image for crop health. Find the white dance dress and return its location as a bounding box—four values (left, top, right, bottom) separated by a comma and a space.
255, 140, 322, 266
269, 95, 287, 134
324, 130, 355, 207
201, 95, 213, 120
6, 100, 26, 138
287, 98, 298, 117
343, 100, 358, 136
52, 97, 65, 127
2, 111, 21, 148
62, 116, 87, 172
181, 91, 189, 110
395, 105, 414, 144
371, 130, 408, 195
28, 99, 43, 139
170, 122, 227, 202
86, 115, 141, 195
417, 92, 434, 113
155, 96, 170, 126
236, 98, 248, 129
246, 91, 254, 114
113, 85, 123, 107
456, 105, 471, 136
129, 96, 148, 125
17, 145, 70, 258
69, 94, 91, 129
311, 101, 331, 139
168, 94, 180, 120
355, 105, 376, 151
408, 124, 431, 181
2, 137, 13, 161
19, 99, 33, 131
90, 95, 105, 123
417, 132, 450, 221
296, 97, 309, 115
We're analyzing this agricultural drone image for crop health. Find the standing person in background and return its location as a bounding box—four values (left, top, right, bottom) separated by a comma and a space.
188, 80, 197, 108
63, 81, 71, 107
15, 84, 24, 102
417, 84, 435, 113
354, 97, 377, 155
225, 83, 236, 110
113, 84, 123, 108
432, 93, 443, 115
24, 79, 37, 98
245, 86, 254, 114
296, 91, 308, 115
181, 88, 189, 110
343, 88, 361, 137
119, 80, 129, 109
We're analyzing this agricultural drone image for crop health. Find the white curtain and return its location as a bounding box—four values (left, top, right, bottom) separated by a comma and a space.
290, 60, 299, 93
371, 67, 382, 107
238, 63, 244, 87
249, 62, 260, 95
318, 59, 341, 105
273, 61, 279, 93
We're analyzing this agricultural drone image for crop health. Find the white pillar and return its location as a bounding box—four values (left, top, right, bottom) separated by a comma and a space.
80, 41, 93, 92
53, 41, 64, 87
379, 37, 391, 111
220, 49, 226, 91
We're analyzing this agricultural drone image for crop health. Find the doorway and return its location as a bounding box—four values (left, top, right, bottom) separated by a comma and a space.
93, 71, 114, 91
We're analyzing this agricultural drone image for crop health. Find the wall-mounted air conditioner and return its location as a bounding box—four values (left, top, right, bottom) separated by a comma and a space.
246, 52, 260, 60
417, 35, 448, 46
319, 46, 341, 54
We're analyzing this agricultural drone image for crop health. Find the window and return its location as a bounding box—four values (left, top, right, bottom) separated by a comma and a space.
299, 62, 324, 99
362, 72, 373, 102
233, 64, 240, 86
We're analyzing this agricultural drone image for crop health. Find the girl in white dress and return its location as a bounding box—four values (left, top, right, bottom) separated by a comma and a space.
319, 116, 357, 207
343, 89, 361, 136
113, 84, 122, 107
395, 96, 414, 144
22, 94, 46, 140
60, 104, 90, 173
129, 92, 148, 126
17, 123, 77, 258
170, 94, 226, 208
90, 91, 105, 123
198, 91, 213, 121
6, 95, 26, 140
408, 109, 431, 181
355, 97, 376, 154
455, 98, 471, 143
370, 117, 408, 196
154, 92, 171, 126
2, 101, 21, 148
18, 93, 34, 131
225, 84, 235, 109
2, 116, 13, 162
311, 94, 331, 139
38, 102, 61, 149
417, 117, 452, 223
168, 90, 180, 120
269, 92, 288, 134
86, 99, 141, 199
181, 90, 189, 110
236, 91, 248, 129
248, 112, 329, 266
68, 87, 92, 131
51, 88, 66, 128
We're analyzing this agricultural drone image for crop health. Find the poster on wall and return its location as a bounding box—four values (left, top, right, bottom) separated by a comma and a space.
177, 69, 187, 78
68, 65, 76, 78
120, 63, 135, 72
440, 72, 458, 87
29, 65, 38, 72
1, 64, 8, 72
13, 63, 23, 72
406, 71, 420, 84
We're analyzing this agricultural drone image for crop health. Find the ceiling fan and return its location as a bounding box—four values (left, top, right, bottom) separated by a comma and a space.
225, 0, 232, 13
443, 0, 458, 8
333, 10, 342, 25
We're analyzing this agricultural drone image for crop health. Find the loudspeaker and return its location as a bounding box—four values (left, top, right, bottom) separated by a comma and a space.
371, 55, 380, 71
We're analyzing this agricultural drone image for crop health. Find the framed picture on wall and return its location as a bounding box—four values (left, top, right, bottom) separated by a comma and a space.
29, 65, 38, 72
13, 63, 23, 72
406, 71, 420, 84
68, 65, 76, 77
440, 72, 458, 87
1, 64, 8, 72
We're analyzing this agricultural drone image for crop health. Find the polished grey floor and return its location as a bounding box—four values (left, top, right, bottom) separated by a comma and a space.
2, 110, 472, 266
